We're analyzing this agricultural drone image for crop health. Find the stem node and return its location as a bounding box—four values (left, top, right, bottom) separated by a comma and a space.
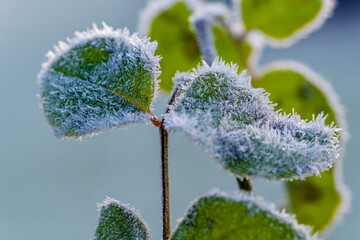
236, 177, 253, 192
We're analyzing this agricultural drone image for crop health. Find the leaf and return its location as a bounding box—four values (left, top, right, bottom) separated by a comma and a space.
253, 61, 349, 232
144, 1, 201, 92
93, 197, 151, 240
164, 59, 340, 180
241, 0, 335, 45
38, 23, 161, 138
171, 190, 317, 240
212, 26, 252, 72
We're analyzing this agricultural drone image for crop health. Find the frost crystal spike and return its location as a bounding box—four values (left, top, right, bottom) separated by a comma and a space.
38, 23, 161, 138
164, 58, 340, 180
93, 197, 151, 240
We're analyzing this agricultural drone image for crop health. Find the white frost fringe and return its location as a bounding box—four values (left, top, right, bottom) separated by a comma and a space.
37, 22, 161, 139
174, 189, 318, 240
259, 60, 351, 234
232, 0, 336, 48
38, 22, 161, 108
94, 197, 151, 239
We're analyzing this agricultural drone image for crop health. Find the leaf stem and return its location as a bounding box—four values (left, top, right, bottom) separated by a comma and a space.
236, 177, 253, 192
192, 16, 217, 65
160, 120, 171, 240
150, 115, 162, 127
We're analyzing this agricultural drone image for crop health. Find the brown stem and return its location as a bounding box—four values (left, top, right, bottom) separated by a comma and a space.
236, 177, 253, 192
160, 120, 171, 240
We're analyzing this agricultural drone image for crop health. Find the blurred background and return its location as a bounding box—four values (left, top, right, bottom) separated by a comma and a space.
0, 0, 359, 239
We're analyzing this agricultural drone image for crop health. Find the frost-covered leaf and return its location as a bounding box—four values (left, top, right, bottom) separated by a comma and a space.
164, 58, 340, 180
171, 190, 317, 240
212, 26, 252, 72
38, 23, 160, 138
254, 61, 350, 232
93, 197, 151, 240
140, 0, 201, 92
240, 0, 335, 46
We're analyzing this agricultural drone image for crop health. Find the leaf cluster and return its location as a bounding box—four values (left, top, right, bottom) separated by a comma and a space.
37, 0, 349, 239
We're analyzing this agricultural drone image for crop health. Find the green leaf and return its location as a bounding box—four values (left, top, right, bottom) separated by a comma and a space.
171, 190, 316, 240
147, 1, 201, 92
253, 62, 349, 232
93, 197, 151, 240
241, 0, 334, 42
38, 23, 160, 138
165, 59, 339, 180
212, 26, 252, 72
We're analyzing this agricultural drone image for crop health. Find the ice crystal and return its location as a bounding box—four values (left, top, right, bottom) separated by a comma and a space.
172, 189, 317, 240
93, 197, 151, 240
164, 58, 340, 180
38, 23, 161, 138
258, 60, 351, 231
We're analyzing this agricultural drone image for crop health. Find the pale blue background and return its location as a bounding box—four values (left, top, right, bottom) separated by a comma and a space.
0, 0, 359, 239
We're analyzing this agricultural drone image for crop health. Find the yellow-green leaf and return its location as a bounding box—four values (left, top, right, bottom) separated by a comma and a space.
241, 0, 334, 41
148, 1, 201, 92
171, 190, 317, 240
212, 26, 252, 72
254, 62, 348, 233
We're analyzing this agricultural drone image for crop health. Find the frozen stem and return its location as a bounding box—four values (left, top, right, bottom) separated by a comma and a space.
191, 14, 217, 65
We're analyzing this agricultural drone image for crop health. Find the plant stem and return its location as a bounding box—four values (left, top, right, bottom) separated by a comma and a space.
160, 120, 171, 240
236, 177, 253, 192
192, 16, 216, 65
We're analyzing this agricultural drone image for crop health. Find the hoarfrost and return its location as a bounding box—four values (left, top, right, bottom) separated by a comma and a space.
258, 60, 351, 233
164, 58, 340, 180
172, 189, 318, 240
92, 197, 151, 240
38, 23, 161, 139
